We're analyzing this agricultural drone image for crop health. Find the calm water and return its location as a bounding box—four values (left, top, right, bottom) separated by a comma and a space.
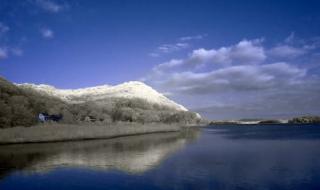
1, 125, 320, 190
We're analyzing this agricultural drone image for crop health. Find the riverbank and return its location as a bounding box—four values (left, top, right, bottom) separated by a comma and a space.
0, 123, 184, 144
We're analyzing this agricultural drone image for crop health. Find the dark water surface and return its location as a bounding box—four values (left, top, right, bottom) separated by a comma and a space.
1, 125, 320, 190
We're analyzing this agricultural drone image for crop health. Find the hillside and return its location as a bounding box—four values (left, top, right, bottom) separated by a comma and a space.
18, 81, 187, 111
0, 77, 201, 128
0, 77, 68, 127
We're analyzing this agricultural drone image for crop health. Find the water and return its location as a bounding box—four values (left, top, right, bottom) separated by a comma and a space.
1, 125, 320, 190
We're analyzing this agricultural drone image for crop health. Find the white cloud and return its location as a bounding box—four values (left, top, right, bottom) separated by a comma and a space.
149, 53, 160, 57
151, 39, 266, 72
0, 47, 24, 60
230, 39, 266, 63
40, 28, 54, 39
176, 43, 189, 48
149, 42, 189, 57
0, 23, 9, 35
34, 0, 63, 13
149, 34, 207, 57
179, 34, 206, 41
10, 48, 23, 56
190, 39, 266, 65
266, 32, 319, 59
285, 32, 295, 44
159, 62, 305, 94
158, 43, 189, 53
190, 48, 231, 64
268, 45, 306, 58
153, 59, 184, 72
0, 47, 8, 60
144, 37, 320, 119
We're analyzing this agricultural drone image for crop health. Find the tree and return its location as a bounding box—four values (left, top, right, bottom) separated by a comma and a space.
61, 108, 74, 123
9, 95, 35, 126
0, 100, 12, 128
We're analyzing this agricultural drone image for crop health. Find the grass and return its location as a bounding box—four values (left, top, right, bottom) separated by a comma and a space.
0, 122, 182, 144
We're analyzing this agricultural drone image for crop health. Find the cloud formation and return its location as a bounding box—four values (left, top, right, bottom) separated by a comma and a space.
152, 59, 184, 72
0, 47, 24, 60
0, 23, 9, 36
0, 0, 70, 61
144, 36, 320, 119
268, 45, 306, 58
151, 39, 267, 73
0, 47, 8, 60
149, 42, 189, 57
160, 62, 305, 94
149, 34, 206, 57
0, 22, 23, 60
158, 43, 189, 53
190, 39, 266, 65
33, 0, 64, 13
40, 28, 54, 39
10, 48, 23, 56
179, 34, 206, 41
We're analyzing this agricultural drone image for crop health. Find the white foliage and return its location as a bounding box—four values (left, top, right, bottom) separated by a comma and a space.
17, 81, 188, 112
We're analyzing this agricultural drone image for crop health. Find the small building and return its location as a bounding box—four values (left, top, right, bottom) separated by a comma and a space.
38, 113, 49, 122
84, 116, 97, 122
38, 113, 63, 123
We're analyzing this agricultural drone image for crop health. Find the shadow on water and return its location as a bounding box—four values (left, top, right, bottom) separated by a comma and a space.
0, 128, 201, 179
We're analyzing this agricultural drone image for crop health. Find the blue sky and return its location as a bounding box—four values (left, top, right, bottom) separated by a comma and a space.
1, 0, 320, 119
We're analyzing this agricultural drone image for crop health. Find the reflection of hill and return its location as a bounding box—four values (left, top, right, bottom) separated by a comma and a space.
0, 129, 200, 177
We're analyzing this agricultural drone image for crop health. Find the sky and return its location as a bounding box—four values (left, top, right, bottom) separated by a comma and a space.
1, 0, 320, 119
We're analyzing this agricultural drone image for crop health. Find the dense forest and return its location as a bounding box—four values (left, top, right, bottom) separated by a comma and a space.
0, 77, 201, 128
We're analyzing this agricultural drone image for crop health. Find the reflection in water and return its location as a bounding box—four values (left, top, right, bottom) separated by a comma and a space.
2, 125, 320, 190
0, 128, 200, 178
156, 125, 320, 190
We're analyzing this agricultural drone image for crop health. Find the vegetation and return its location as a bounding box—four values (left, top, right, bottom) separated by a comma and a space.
0, 77, 67, 127
209, 121, 239, 125
258, 120, 282, 124
0, 77, 201, 128
289, 116, 320, 124
209, 117, 320, 125
0, 123, 181, 144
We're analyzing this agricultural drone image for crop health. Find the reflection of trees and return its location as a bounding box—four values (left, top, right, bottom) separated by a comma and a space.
0, 129, 200, 178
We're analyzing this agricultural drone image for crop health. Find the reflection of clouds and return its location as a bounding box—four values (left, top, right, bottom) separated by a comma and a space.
0, 129, 200, 176
149, 127, 320, 189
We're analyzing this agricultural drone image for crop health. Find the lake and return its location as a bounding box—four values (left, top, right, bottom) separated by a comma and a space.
1, 124, 320, 190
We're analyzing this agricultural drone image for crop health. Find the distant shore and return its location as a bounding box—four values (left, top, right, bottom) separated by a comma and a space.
209, 116, 320, 125
0, 123, 188, 144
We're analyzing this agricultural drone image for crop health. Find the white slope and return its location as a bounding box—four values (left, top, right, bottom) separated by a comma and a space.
17, 81, 188, 111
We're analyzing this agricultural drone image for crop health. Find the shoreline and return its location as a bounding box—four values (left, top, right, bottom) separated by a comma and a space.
0, 123, 187, 145
208, 123, 320, 126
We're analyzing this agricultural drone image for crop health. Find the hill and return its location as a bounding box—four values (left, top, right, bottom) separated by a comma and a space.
0, 77, 201, 128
